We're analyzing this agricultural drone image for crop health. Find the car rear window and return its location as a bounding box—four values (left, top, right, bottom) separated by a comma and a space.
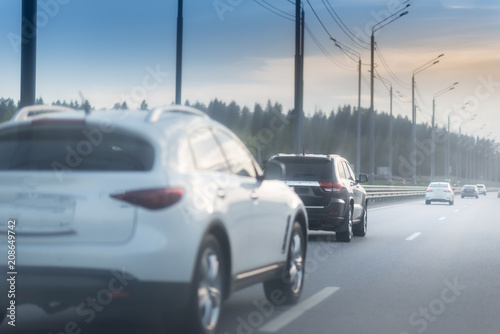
430, 183, 448, 188
0, 126, 155, 171
463, 186, 475, 190
273, 157, 333, 180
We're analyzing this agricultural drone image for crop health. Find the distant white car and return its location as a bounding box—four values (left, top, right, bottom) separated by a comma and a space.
0, 105, 308, 334
425, 182, 454, 205
476, 184, 487, 195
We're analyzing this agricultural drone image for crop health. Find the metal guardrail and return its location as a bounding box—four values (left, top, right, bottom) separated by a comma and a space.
364, 185, 427, 202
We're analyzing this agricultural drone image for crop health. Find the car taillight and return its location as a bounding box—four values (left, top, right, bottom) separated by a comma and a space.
319, 181, 342, 193
110, 187, 184, 210
426, 189, 433, 192
445, 190, 451, 193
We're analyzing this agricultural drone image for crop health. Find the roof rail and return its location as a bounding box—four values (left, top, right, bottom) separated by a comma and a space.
12, 105, 77, 121
145, 105, 208, 123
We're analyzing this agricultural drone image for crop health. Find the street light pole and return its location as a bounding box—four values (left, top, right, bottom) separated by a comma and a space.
431, 81, 458, 181
411, 54, 444, 185
369, 6, 409, 184
331, 38, 362, 175
357, 58, 361, 176
374, 74, 393, 184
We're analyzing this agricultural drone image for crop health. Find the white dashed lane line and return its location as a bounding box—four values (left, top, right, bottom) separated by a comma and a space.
439, 217, 447, 221
405, 232, 422, 241
259, 287, 339, 332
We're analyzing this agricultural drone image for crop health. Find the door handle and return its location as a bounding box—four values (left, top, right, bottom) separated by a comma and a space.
217, 189, 225, 199
251, 192, 258, 200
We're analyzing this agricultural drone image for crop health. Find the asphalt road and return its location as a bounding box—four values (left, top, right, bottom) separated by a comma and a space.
2, 193, 500, 334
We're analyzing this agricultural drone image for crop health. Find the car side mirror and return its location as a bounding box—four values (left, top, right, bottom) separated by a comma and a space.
263, 160, 286, 180
357, 174, 368, 184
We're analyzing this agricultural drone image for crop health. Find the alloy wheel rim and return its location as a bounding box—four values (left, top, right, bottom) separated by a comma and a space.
348, 208, 353, 239
197, 248, 222, 331
363, 210, 367, 233
289, 233, 304, 294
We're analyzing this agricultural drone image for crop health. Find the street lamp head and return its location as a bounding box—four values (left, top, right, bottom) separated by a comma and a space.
400, 11, 409, 17
433, 60, 439, 65
438, 54, 445, 58
453, 82, 459, 85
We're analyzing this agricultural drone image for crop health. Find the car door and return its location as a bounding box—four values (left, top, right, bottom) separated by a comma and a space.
214, 129, 288, 271
188, 127, 254, 275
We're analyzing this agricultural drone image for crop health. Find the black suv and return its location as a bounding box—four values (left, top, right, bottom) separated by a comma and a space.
269, 154, 369, 242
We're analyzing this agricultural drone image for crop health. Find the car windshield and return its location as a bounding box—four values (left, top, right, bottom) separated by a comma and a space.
273, 157, 333, 181
0, 127, 155, 171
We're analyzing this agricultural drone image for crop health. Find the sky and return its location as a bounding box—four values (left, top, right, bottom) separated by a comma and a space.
0, 0, 499, 142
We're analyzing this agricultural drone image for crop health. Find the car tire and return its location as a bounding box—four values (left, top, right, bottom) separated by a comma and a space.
186, 234, 225, 334
353, 206, 367, 237
461, 196, 464, 198
449, 199, 454, 205
425, 200, 431, 205
263, 221, 305, 305
336, 206, 353, 242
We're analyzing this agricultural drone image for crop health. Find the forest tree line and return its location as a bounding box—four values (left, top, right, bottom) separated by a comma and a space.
1, 96, 498, 184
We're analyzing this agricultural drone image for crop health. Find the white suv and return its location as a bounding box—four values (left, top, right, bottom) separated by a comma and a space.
0, 105, 308, 334
476, 184, 487, 196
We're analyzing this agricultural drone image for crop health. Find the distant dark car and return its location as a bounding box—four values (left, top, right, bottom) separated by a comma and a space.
269, 154, 368, 242
461, 185, 479, 199
476, 184, 487, 195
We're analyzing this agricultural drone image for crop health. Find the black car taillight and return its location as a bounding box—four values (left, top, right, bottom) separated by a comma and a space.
110, 187, 184, 210
319, 181, 342, 193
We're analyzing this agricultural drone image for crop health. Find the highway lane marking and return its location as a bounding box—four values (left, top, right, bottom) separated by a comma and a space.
259, 287, 339, 332
439, 217, 447, 221
453, 209, 459, 212
405, 232, 422, 241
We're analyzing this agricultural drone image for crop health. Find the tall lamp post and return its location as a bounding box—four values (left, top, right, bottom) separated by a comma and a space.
431, 82, 459, 182
369, 5, 409, 184
411, 54, 444, 185
374, 74, 394, 184
331, 38, 362, 175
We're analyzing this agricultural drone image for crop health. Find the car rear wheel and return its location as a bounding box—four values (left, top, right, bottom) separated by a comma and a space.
353, 206, 367, 237
425, 200, 431, 205
263, 221, 305, 305
336, 206, 353, 242
449, 199, 454, 205
187, 234, 225, 334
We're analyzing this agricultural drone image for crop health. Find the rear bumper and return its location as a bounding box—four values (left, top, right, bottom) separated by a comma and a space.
426, 195, 453, 201
0, 266, 191, 319
305, 198, 347, 231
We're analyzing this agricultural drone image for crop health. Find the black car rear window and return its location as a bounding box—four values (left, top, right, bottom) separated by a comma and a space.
273, 157, 333, 180
0, 126, 155, 171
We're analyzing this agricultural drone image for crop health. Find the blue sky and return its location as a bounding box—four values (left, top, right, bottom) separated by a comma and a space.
0, 0, 499, 141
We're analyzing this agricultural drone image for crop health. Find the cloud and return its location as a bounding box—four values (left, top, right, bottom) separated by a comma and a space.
441, 0, 500, 9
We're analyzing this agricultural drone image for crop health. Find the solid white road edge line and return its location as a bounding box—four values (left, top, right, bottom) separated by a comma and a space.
406, 232, 422, 241
259, 287, 340, 332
